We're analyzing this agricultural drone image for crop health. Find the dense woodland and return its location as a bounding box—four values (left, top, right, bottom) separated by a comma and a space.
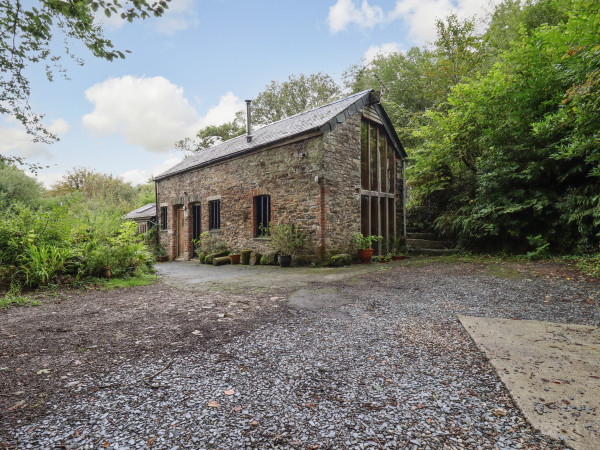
1, 0, 598, 293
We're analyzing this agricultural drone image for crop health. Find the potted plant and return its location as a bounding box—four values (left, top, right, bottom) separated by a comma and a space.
229, 253, 241, 264
389, 234, 406, 260
268, 223, 306, 267
240, 249, 252, 265
353, 233, 382, 264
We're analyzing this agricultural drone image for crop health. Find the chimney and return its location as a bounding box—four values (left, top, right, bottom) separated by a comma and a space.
245, 100, 252, 143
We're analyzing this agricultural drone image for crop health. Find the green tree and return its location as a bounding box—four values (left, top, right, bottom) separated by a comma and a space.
49, 167, 138, 213
412, 0, 599, 253
1, 0, 170, 167
0, 162, 43, 207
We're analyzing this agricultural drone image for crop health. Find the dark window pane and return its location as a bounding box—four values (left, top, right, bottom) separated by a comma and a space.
379, 128, 387, 193
370, 194, 378, 237
387, 139, 395, 193
161, 207, 168, 230
192, 204, 202, 240
361, 122, 369, 190
361, 195, 369, 236
209, 200, 220, 230
369, 123, 377, 191
388, 198, 395, 239
380, 197, 387, 251
254, 195, 271, 237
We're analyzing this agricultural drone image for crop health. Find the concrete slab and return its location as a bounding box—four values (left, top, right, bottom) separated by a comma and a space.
458, 315, 600, 449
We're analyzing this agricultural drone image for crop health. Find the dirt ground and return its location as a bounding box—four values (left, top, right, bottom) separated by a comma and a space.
0, 258, 597, 443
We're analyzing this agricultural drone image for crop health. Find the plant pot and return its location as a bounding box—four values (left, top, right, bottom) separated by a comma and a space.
240, 250, 252, 265
158, 256, 169, 262
392, 255, 405, 261
229, 254, 241, 264
279, 255, 292, 267
102, 267, 111, 278
357, 248, 374, 264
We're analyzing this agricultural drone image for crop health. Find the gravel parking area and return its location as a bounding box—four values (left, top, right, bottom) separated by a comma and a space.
2, 261, 598, 448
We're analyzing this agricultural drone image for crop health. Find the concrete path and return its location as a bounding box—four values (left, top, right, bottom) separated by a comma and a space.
459, 315, 600, 449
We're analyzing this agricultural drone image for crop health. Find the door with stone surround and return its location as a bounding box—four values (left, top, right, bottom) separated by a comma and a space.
176, 208, 184, 258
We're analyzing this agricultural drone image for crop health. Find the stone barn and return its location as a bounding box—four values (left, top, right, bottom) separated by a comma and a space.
154, 89, 407, 262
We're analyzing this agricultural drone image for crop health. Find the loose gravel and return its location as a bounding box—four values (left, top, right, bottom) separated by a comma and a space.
3, 262, 599, 449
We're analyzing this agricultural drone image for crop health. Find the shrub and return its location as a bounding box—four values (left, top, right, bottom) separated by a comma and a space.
260, 252, 277, 265
330, 254, 352, 267
268, 223, 306, 256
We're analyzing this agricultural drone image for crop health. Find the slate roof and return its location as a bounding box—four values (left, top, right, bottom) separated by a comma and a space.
125, 203, 156, 221
156, 89, 405, 180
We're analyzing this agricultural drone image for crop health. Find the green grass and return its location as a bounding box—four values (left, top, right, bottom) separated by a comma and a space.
0, 293, 41, 309
98, 273, 158, 290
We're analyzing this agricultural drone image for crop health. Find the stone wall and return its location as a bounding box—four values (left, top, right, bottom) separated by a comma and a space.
321, 112, 363, 256
156, 136, 325, 261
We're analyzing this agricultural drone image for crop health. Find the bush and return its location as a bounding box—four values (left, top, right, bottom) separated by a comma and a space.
330, 254, 352, 267
260, 252, 277, 265
268, 223, 305, 256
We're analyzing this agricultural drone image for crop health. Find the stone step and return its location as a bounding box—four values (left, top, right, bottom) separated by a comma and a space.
406, 238, 446, 250
406, 232, 438, 240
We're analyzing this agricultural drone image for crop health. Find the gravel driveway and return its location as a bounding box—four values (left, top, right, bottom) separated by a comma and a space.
2, 260, 599, 449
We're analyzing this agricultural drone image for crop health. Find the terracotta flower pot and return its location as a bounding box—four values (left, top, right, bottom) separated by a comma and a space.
229, 254, 241, 264
357, 248, 374, 264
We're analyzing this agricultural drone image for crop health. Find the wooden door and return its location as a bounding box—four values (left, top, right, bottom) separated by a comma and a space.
177, 208, 184, 258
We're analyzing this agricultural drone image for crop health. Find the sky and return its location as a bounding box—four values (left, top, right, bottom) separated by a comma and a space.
1, 0, 499, 188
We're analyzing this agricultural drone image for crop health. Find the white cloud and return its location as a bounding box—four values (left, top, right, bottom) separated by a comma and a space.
364, 42, 403, 63
82, 76, 243, 153
328, 0, 386, 33
329, 0, 500, 44
33, 172, 65, 189
0, 117, 69, 159
121, 156, 183, 185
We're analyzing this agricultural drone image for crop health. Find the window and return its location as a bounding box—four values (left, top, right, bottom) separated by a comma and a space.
360, 119, 396, 254
209, 200, 220, 230
160, 206, 168, 230
192, 203, 202, 236
254, 195, 271, 237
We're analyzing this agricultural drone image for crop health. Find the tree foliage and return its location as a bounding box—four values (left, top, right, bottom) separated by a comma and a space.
0, 162, 43, 207
410, 0, 599, 253
177, 72, 342, 153
48, 167, 151, 213
0, 0, 170, 167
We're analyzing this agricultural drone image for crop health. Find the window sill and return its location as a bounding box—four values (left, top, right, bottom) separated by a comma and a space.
253, 237, 271, 241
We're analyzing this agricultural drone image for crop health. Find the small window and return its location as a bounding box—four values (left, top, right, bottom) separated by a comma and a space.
209, 200, 221, 230
160, 206, 168, 230
254, 195, 271, 237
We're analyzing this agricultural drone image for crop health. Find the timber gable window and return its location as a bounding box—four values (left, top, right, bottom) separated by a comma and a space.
254, 195, 271, 237
360, 119, 396, 253
209, 200, 221, 230
160, 206, 168, 230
